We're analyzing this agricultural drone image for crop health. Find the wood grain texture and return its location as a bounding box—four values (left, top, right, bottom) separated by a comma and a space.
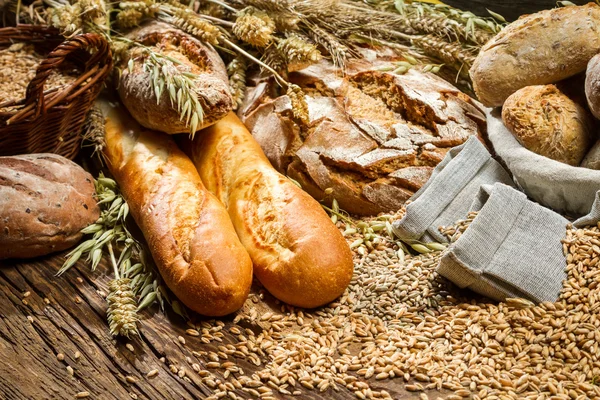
0, 252, 447, 399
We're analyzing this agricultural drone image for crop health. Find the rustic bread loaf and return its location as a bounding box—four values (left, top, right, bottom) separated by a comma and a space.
0, 154, 99, 259
186, 112, 354, 309
118, 22, 232, 134
502, 85, 595, 166
240, 62, 485, 216
586, 53, 600, 120
471, 3, 600, 107
102, 102, 252, 316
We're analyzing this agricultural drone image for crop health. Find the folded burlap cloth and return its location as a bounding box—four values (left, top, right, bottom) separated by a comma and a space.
392, 136, 570, 303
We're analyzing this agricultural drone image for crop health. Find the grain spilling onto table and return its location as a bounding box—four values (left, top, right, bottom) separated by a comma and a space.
154, 215, 600, 399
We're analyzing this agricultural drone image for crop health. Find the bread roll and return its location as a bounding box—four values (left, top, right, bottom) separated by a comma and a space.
118, 22, 232, 134
586, 53, 600, 120
186, 112, 354, 308
502, 85, 594, 166
0, 154, 99, 259
471, 3, 600, 107
102, 102, 252, 316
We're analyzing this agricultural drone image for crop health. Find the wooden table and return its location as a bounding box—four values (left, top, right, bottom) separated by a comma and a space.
0, 252, 449, 399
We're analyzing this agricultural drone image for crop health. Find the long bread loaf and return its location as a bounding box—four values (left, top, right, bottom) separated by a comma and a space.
102, 103, 252, 316
186, 112, 354, 308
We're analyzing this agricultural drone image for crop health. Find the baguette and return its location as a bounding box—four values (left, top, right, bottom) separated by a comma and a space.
102, 102, 252, 316
186, 112, 354, 308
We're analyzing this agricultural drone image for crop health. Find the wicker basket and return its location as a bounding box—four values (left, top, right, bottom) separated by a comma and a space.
0, 25, 113, 160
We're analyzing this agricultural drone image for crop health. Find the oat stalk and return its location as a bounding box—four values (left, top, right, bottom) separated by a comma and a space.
131, 46, 205, 135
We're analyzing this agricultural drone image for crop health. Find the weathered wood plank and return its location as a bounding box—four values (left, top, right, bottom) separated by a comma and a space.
0, 251, 446, 400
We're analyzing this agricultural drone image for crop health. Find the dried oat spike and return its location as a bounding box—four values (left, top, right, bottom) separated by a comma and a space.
286, 84, 309, 125
106, 278, 139, 338
232, 7, 275, 47
227, 57, 247, 111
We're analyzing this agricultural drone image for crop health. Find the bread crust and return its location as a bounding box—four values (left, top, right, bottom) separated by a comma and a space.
118, 22, 232, 134
0, 154, 99, 259
240, 65, 485, 216
187, 112, 354, 309
471, 3, 600, 107
501, 84, 594, 166
586, 53, 600, 120
102, 102, 252, 316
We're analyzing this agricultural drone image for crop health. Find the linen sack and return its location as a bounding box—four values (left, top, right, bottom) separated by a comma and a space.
392, 135, 514, 243
437, 183, 568, 303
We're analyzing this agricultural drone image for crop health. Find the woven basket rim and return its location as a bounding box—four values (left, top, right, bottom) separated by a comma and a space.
0, 25, 113, 124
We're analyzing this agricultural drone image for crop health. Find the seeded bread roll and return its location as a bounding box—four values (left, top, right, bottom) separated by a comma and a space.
102, 102, 252, 316
118, 22, 232, 134
471, 3, 600, 107
0, 154, 99, 259
186, 112, 354, 309
502, 85, 595, 166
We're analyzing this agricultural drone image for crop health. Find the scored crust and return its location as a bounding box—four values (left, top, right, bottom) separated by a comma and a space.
240, 61, 486, 216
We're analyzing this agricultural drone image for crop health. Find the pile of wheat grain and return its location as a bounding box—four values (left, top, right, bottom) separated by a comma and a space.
132, 216, 600, 400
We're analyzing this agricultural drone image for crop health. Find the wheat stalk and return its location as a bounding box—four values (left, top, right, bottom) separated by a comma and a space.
232, 6, 275, 47
277, 33, 321, 66
81, 107, 106, 161
227, 56, 247, 110
159, 4, 222, 45
59, 174, 182, 336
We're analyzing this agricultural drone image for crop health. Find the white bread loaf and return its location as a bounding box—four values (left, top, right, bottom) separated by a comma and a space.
185, 112, 354, 308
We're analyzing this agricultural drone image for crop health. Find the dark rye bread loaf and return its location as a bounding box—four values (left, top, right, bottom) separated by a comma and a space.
240, 61, 486, 215
0, 154, 99, 259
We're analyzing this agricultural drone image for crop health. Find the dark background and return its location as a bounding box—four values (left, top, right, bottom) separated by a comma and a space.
444, 0, 591, 21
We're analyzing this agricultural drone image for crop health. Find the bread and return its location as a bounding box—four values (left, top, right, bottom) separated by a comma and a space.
502, 85, 595, 166
586, 53, 600, 120
582, 139, 600, 170
0, 154, 99, 259
102, 102, 252, 316
240, 62, 486, 216
186, 112, 354, 309
118, 22, 232, 134
470, 3, 600, 107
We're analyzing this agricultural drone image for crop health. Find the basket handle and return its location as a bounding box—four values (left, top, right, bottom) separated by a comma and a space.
24, 32, 112, 117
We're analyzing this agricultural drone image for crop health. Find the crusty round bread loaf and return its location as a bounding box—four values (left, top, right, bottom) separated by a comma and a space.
0, 154, 99, 259
586, 53, 600, 120
471, 3, 600, 107
186, 112, 354, 309
240, 62, 485, 216
118, 22, 232, 134
502, 85, 594, 166
102, 102, 252, 316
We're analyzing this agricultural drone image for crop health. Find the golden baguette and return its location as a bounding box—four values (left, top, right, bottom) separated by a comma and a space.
102, 102, 252, 316
185, 112, 354, 308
